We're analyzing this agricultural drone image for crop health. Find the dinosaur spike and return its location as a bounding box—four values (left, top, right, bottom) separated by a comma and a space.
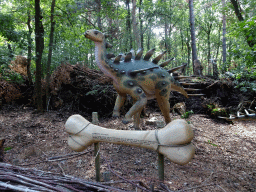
167, 63, 187, 73
114, 54, 123, 63
124, 52, 133, 62
106, 53, 115, 59
129, 66, 160, 76
184, 88, 203, 92
173, 76, 192, 80
187, 94, 205, 96
180, 82, 198, 86
152, 51, 167, 64
159, 58, 174, 67
135, 48, 144, 60
143, 48, 155, 61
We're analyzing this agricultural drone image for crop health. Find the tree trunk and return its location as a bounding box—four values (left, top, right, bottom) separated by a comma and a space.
132, 0, 141, 48
189, 0, 202, 75
95, 0, 102, 30
139, 0, 143, 49
46, 0, 56, 111
125, 0, 132, 51
147, 24, 151, 50
7, 44, 13, 61
35, 0, 44, 112
230, 0, 244, 21
213, 24, 221, 79
186, 28, 191, 75
222, 0, 227, 71
207, 31, 211, 75
27, 10, 33, 85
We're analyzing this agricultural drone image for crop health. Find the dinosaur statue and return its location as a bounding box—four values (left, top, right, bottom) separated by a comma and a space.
219, 108, 256, 121
84, 29, 189, 129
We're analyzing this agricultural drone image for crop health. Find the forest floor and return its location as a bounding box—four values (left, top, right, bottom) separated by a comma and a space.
0, 105, 255, 192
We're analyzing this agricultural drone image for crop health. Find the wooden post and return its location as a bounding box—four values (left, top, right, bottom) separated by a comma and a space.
158, 153, 164, 181
157, 121, 165, 181
94, 142, 100, 182
92, 112, 100, 182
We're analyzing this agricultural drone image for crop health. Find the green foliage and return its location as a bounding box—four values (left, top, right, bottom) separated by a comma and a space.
207, 140, 218, 147
181, 110, 194, 119
0, 46, 23, 83
86, 85, 110, 96
228, 16, 256, 68
0, 13, 20, 42
233, 70, 256, 92
0, 64, 24, 84
4, 147, 12, 151
206, 104, 227, 117
0, 0, 255, 82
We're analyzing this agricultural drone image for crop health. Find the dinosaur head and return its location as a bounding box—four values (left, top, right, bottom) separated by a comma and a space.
84, 29, 105, 42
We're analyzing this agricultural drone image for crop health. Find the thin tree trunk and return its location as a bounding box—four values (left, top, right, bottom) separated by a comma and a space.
189, 0, 202, 75
213, 24, 221, 79
95, 0, 102, 30
126, 0, 132, 51
46, 0, 56, 110
147, 24, 151, 50
35, 0, 44, 112
7, 44, 13, 61
206, 23, 212, 76
186, 28, 191, 75
222, 0, 227, 71
132, 0, 141, 48
27, 10, 33, 85
139, 0, 143, 49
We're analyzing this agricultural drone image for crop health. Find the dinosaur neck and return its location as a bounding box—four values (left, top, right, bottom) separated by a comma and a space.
95, 42, 117, 82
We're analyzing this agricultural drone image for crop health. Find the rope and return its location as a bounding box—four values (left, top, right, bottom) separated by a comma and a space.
74, 122, 91, 135
154, 129, 191, 152
69, 122, 91, 148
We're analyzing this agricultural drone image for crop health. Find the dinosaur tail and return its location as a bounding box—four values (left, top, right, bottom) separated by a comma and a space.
171, 82, 189, 98
169, 75, 189, 98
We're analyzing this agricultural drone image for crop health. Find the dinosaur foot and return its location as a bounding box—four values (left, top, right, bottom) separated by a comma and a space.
122, 118, 133, 125
112, 111, 120, 118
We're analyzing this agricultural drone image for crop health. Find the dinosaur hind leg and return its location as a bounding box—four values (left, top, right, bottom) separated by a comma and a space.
113, 94, 126, 118
122, 87, 147, 125
155, 90, 171, 124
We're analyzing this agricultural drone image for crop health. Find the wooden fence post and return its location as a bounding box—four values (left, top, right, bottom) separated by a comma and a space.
158, 153, 164, 181
157, 120, 165, 181
92, 112, 100, 182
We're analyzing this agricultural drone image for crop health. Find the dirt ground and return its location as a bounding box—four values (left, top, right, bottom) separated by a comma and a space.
0, 105, 255, 191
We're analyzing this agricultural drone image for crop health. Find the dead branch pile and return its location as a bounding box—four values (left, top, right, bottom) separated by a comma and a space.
0, 79, 22, 104
46, 63, 116, 116
10, 56, 28, 76
0, 162, 126, 192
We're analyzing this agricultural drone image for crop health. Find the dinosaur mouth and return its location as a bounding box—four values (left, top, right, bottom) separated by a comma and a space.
84, 32, 89, 38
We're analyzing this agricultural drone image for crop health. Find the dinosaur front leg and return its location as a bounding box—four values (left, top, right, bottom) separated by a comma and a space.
133, 107, 143, 130
122, 87, 147, 125
113, 94, 126, 118
156, 90, 171, 124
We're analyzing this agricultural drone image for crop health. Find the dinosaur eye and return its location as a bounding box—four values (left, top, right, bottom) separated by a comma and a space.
94, 31, 99, 35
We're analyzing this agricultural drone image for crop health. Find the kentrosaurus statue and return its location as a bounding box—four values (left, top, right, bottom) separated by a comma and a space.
85, 29, 188, 129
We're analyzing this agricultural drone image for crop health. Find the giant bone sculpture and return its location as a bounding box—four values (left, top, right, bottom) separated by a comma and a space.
84, 29, 189, 129
65, 114, 195, 165
219, 108, 256, 121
